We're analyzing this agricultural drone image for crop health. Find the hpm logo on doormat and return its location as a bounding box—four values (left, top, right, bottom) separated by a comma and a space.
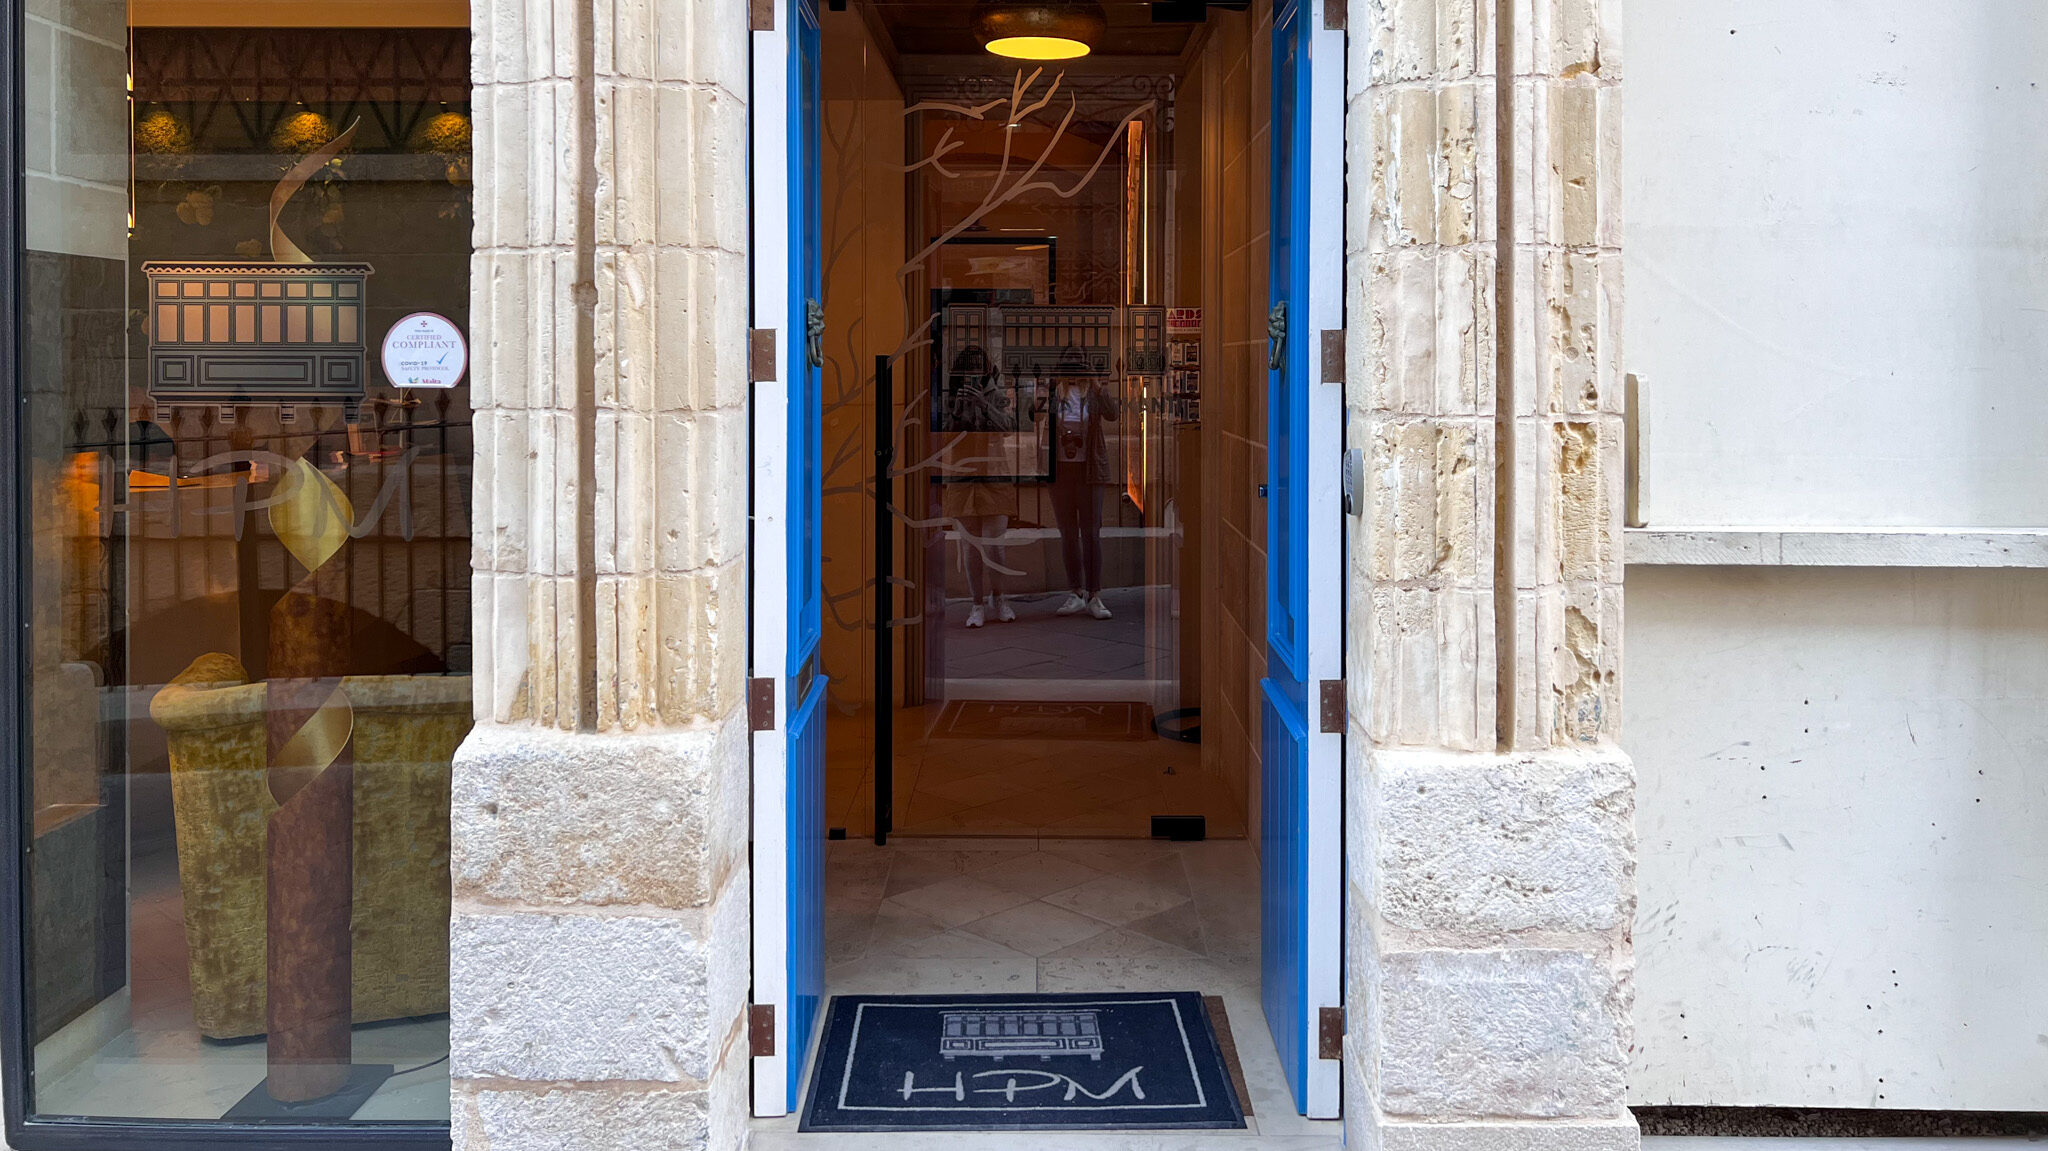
800, 992, 1244, 1132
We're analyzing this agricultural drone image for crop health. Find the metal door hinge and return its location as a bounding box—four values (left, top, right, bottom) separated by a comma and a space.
749, 328, 777, 382
748, 678, 776, 731
1319, 680, 1345, 734
1321, 329, 1343, 383
750, 0, 775, 31
1323, 0, 1346, 31
750, 1004, 776, 1056
1318, 1007, 1344, 1059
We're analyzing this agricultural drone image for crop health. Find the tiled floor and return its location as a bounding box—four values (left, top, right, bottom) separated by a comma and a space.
826, 586, 1239, 840
750, 836, 1342, 1149
33, 844, 449, 1122
938, 587, 1161, 683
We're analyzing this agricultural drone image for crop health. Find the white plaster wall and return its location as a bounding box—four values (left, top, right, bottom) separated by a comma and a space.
1625, 566, 2048, 1109
1625, 0, 2048, 527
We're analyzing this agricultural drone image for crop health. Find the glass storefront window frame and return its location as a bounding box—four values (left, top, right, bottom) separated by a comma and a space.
0, 7, 452, 1148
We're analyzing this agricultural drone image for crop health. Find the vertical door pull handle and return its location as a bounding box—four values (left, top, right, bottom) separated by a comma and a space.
805, 298, 825, 369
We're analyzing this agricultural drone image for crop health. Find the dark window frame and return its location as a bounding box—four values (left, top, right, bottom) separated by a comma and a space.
0, 3, 452, 1145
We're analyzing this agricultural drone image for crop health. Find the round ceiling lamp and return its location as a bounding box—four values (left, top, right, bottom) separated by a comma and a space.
974, 0, 1108, 61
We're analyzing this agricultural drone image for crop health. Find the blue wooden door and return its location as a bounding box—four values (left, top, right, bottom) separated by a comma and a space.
781, 0, 827, 1115
1262, 0, 1343, 1119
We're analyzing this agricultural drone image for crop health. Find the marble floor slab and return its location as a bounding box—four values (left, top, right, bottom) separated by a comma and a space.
751, 836, 1343, 1148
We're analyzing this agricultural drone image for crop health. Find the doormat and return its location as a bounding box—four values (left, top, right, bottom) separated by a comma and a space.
933, 699, 1155, 741
800, 992, 1246, 1132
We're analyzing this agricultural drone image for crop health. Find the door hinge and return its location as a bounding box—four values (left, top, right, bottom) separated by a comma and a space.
750, 1003, 776, 1056
1318, 1006, 1344, 1060
1323, 0, 1346, 31
749, 328, 777, 382
748, 677, 776, 731
1321, 329, 1343, 383
749, 0, 775, 32
1319, 679, 1345, 734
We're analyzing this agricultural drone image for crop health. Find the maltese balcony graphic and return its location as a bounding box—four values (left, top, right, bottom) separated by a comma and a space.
938, 1010, 1104, 1061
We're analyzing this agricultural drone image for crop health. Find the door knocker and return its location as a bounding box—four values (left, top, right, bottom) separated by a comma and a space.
805, 297, 825, 369
1267, 301, 1287, 371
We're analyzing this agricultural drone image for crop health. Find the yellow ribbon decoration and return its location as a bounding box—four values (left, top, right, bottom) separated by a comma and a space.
269, 456, 354, 573
268, 119, 359, 265
268, 682, 354, 807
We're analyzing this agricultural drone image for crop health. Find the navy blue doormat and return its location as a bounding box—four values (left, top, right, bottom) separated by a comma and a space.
799, 992, 1246, 1132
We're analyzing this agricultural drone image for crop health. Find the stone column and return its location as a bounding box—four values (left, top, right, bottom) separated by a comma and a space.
450, 0, 753, 1147
1348, 0, 1635, 1148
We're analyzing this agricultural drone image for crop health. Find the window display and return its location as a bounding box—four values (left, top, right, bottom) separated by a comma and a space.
15, 7, 470, 1135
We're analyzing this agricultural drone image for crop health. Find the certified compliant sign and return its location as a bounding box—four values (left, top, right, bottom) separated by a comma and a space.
382, 312, 467, 389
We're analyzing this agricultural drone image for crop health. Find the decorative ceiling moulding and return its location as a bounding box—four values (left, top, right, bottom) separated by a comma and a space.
130, 0, 470, 27
895, 63, 1179, 130
131, 27, 471, 155
132, 27, 470, 104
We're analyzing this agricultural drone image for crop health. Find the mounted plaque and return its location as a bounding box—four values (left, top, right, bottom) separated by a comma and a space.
142, 262, 373, 421
145, 121, 373, 421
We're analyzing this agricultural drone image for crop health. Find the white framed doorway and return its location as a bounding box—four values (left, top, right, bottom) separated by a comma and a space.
747, 0, 1349, 1124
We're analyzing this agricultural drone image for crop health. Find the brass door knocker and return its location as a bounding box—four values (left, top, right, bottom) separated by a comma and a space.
1267, 301, 1287, 371
805, 297, 825, 369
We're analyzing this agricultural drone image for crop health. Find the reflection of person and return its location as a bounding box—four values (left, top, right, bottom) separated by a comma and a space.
939, 344, 1015, 629
1035, 345, 1121, 620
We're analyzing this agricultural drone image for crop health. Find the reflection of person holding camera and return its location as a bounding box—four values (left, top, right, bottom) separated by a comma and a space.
941, 344, 1016, 629
1035, 345, 1122, 620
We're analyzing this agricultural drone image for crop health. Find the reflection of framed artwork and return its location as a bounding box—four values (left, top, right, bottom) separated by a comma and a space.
933, 295, 1050, 484
935, 236, 1056, 304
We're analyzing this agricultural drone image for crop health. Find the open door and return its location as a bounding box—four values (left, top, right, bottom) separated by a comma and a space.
1260, 0, 1345, 1119
751, 0, 827, 1118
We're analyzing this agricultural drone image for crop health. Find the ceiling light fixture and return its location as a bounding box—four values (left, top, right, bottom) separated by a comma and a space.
975, 0, 1108, 61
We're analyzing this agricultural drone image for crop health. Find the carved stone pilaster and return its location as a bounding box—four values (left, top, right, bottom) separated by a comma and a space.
1347, 0, 1636, 1148
452, 0, 753, 1146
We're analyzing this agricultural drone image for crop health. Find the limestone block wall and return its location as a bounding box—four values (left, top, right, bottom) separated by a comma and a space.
444, 0, 1639, 1145
1346, 0, 1636, 1148
450, 0, 754, 1146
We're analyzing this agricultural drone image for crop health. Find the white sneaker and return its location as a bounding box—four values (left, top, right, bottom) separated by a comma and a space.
994, 597, 1017, 623
1056, 593, 1087, 616
965, 604, 986, 628
1087, 595, 1112, 620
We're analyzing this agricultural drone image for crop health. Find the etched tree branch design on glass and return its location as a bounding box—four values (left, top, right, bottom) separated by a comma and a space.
815, 64, 1157, 646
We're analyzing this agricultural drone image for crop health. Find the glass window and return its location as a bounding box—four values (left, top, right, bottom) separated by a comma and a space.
16, 1, 470, 1134
816, 3, 1270, 839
